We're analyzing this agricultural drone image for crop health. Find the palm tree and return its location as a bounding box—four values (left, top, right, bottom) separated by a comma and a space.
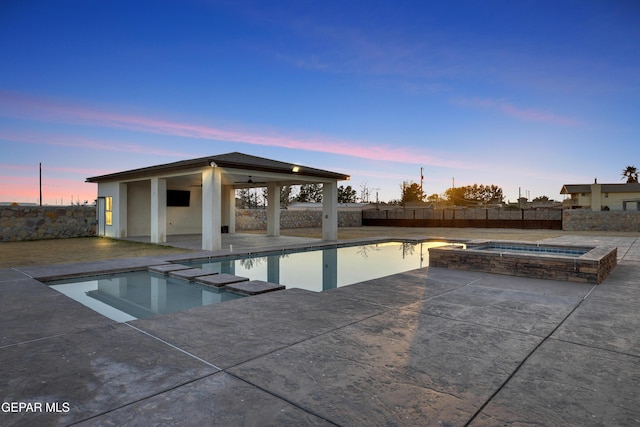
621, 165, 639, 183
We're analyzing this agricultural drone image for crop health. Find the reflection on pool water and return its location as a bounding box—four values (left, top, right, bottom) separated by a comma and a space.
189, 241, 451, 292
48, 241, 451, 322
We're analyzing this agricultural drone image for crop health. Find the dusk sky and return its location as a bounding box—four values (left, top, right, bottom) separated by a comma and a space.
1, 1, 638, 205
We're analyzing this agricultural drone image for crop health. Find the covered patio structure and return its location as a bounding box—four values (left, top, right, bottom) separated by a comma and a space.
86, 152, 350, 251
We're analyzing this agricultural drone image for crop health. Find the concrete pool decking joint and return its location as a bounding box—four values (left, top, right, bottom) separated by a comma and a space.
1, 233, 639, 426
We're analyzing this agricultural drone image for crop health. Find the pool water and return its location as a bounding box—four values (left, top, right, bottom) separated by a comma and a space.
471, 243, 589, 257
49, 271, 243, 322
48, 241, 450, 322
188, 241, 450, 292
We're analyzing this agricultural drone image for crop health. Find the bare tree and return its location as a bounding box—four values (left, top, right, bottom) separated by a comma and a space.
359, 181, 371, 203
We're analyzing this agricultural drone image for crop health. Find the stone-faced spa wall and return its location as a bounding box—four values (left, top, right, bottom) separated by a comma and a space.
428, 243, 617, 284
1, 206, 96, 242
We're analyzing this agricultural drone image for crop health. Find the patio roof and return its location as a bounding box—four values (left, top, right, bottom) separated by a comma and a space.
86, 152, 350, 185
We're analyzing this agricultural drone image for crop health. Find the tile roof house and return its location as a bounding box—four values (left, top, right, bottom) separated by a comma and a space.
86, 152, 350, 250
560, 181, 640, 211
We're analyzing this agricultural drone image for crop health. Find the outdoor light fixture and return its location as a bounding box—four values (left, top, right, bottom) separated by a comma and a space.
209, 161, 218, 167
292, 165, 300, 172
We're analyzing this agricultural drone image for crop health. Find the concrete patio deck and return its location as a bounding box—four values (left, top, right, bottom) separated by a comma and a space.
1, 234, 639, 426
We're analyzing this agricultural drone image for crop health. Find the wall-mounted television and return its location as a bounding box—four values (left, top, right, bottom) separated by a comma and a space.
167, 190, 190, 207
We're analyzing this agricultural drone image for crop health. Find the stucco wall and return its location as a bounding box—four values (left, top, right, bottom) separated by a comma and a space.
123, 181, 205, 236
167, 187, 203, 235
599, 193, 640, 210
127, 180, 150, 236
575, 190, 640, 210
0, 206, 96, 242
563, 210, 640, 231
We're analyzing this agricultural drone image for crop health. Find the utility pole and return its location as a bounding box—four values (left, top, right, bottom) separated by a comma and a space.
452, 177, 455, 207
39, 162, 42, 206
371, 187, 380, 206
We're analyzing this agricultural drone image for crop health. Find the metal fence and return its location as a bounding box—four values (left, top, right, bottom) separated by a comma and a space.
363, 208, 562, 229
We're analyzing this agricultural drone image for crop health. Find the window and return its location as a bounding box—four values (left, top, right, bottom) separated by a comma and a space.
105, 197, 113, 226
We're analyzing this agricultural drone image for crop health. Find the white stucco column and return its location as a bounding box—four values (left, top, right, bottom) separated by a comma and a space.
267, 183, 281, 237
202, 166, 222, 251
150, 178, 167, 243
117, 183, 127, 238
221, 185, 236, 233
322, 181, 338, 241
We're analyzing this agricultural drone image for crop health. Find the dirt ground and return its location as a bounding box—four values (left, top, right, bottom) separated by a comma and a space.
0, 237, 188, 269
2, 226, 638, 269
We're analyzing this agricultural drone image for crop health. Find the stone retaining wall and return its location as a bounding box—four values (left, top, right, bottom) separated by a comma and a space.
235, 209, 362, 230
0, 206, 362, 241
1, 206, 96, 242
563, 210, 640, 231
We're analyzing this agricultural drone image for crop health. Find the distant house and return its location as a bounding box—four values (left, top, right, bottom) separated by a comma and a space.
86, 152, 350, 250
560, 181, 640, 211
0, 202, 37, 206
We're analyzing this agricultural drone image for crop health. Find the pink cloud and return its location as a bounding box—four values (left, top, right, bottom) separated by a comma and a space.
451, 97, 584, 127
0, 90, 464, 168
0, 161, 104, 177
0, 175, 96, 205
0, 129, 192, 159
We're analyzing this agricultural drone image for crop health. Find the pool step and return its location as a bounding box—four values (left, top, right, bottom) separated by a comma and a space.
148, 264, 194, 275
168, 268, 216, 280
195, 274, 249, 288
148, 264, 285, 295
225, 280, 285, 296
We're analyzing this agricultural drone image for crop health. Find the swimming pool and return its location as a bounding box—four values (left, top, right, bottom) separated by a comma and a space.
48, 241, 451, 322
187, 241, 451, 292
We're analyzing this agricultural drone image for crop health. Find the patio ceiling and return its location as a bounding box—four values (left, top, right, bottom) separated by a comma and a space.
164, 168, 342, 190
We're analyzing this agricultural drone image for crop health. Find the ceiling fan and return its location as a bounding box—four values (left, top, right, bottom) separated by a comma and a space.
235, 176, 267, 185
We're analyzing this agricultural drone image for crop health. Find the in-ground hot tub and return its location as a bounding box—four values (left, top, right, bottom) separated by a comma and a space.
428, 240, 617, 284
